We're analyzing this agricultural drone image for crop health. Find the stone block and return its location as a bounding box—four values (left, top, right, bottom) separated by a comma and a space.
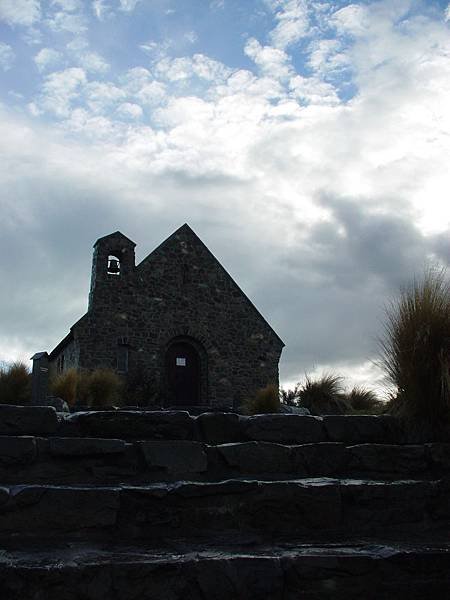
0, 485, 120, 536
291, 442, 348, 476
0, 405, 58, 435
243, 415, 326, 443
322, 416, 398, 444
0, 436, 37, 466
427, 444, 450, 469
69, 410, 195, 440
140, 440, 207, 473
49, 437, 126, 457
216, 441, 293, 474
348, 444, 427, 474
196, 412, 244, 444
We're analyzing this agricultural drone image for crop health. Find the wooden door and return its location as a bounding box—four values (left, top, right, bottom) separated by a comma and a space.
165, 341, 200, 405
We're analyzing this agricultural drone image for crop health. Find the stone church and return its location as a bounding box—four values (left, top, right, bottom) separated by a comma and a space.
34, 224, 284, 410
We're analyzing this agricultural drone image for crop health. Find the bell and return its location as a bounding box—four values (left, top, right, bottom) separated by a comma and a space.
108, 258, 120, 274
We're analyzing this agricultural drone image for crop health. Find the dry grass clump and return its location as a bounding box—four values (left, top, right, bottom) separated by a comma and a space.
297, 373, 350, 415
379, 267, 450, 428
241, 383, 280, 415
51, 368, 78, 407
0, 361, 32, 405
87, 369, 123, 408
347, 386, 382, 413
50, 368, 123, 408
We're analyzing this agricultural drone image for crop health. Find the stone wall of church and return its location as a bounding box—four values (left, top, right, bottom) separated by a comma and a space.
72, 227, 284, 410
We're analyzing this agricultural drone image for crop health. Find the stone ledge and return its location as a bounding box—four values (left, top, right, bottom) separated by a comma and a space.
0, 406, 58, 435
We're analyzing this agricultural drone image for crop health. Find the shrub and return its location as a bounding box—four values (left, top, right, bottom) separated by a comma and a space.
50, 367, 123, 408
280, 384, 301, 406
0, 361, 32, 405
87, 368, 123, 408
50, 368, 78, 407
346, 386, 382, 413
240, 383, 280, 415
297, 373, 350, 415
379, 267, 450, 428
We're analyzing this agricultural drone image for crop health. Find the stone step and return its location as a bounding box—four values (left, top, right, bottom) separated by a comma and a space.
1, 435, 449, 484
1, 406, 411, 444
0, 478, 448, 542
1, 540, 449, 599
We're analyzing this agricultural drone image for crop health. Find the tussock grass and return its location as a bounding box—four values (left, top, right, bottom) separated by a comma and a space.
50, 368, 123, 408
297, 373, 350, 415
241, 383, 280, 415
0, 361, 32, 405
51, 368, 78, 407
347, 386, 382, 413
379, 267, 450, 428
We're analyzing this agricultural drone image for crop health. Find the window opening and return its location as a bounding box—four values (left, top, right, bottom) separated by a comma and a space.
117, 345, 128, 373
176, 357, 186, 367
107, 255, 120, 275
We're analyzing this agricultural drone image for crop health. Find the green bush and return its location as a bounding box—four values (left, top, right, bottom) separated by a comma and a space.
240, 383, 280, 415
50, 368, 78, 407
0, 361, 32, 405
379, 267, 450, 428
87, 368, 123, 408
297, 373, 350, 415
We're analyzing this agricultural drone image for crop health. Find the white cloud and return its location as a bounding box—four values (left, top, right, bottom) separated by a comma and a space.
119, 0, 141, 12
47, 10, 87, 34
244, 38, 292, 80
51, 0, 81, 10
0, 0, 41, 27
184, 30, 198, 44
445, 4, 450, 22
38, 67, 87, 117
34, 47, 62, 72
267, 0, 310, 49
92, 0, 112, 20
116, 102, 143, 119
0, 42, 15, 71
78, 51, 109, 73
154, 54, 232, 83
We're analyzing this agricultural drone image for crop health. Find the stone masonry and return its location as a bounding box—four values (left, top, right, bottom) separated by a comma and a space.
39, 225, 284, 409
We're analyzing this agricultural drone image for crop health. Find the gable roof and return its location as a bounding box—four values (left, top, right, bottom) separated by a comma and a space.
137, 223, 285, 347
94, 231, 136, 248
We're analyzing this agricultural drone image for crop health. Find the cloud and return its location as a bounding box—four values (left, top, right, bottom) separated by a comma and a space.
116, 102, 143, 119
34, 47, 62, 72
267, 0, 310, 49
77, 51, 110, 74
0, 0, 41, 27
37, 67, 87, 117
0, 43, 15, 71
119, 0, 141, 12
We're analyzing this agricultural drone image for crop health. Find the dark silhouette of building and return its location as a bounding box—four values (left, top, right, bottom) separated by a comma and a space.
34, 224, 284, 409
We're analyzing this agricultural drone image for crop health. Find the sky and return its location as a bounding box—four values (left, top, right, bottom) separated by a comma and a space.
1, 0, 450, 396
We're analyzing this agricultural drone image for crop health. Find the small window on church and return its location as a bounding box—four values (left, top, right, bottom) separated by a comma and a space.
117, 345, 128, 373
58, 354, 65, 373
176, 357, 186, 367
107, 255, 120, 275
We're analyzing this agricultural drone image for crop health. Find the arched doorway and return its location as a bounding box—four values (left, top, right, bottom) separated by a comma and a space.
165, 338, 201, 406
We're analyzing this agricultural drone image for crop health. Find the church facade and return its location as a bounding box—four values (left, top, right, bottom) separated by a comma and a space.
40, 224, 284, 410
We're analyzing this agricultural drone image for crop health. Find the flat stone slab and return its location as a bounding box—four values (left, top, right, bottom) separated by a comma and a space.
348, 444, 427, 474
291, 442, 349, 476
67, 411, 195, 440
323, 416, 398, 444
196, 412, 244, 444
49, 437, 127, 457
140, 441, 207, 473
243, 415, 326, 443
2, 542, 450, 600
217, 442, 293, 474
0, 436, 37, 466
0, 406, 58, 435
